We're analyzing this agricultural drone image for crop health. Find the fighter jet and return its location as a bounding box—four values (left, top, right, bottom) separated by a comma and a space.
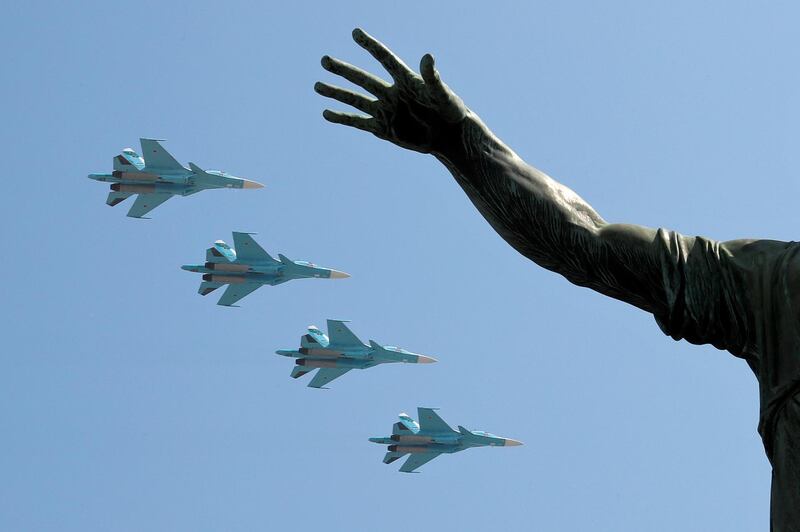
369, 408, 523, 473
276, 320, 437, 388
88, 138, 262, 218
181, 232, 350, 307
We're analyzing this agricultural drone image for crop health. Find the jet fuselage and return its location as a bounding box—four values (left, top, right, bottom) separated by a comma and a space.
88, 168, 253, 196
181, 260, 345, 284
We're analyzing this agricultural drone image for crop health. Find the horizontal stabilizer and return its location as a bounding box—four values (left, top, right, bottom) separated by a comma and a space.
106, 191, 132, 207
383, 451, 405, 465
291, 366, 312, 379
198, 281, 223, 296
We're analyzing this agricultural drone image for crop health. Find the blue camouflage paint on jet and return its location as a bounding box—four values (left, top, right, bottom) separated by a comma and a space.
181, 232, 350, 307
88, 138, 263, 218
369, 408, 523, 473
276, 320, 436, 388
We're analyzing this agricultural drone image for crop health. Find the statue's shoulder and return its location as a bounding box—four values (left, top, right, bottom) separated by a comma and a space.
721, 238, 800, 270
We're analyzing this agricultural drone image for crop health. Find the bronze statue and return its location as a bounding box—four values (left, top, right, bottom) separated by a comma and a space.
316, 29, 800, 530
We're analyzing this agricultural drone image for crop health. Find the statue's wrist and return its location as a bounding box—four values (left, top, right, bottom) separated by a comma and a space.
431, 111, 502, 168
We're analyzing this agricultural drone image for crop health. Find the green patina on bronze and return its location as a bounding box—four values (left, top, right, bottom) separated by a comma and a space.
317, 28, 800, 531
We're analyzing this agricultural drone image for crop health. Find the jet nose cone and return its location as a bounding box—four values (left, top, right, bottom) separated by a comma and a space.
242, 179, 264, 189
504, 438, 524, 447
417, 355, 437, 364
329, 270, 350, 279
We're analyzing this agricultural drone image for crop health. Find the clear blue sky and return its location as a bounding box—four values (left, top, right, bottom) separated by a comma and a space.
2, 1, 797, 530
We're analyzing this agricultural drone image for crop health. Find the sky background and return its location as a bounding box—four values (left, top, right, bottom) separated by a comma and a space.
2, 1, 797, 530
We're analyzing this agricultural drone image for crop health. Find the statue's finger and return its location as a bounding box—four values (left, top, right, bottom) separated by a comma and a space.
321, 55, 390, 98
315, 82, 378, 115
352, 28, 415, 85
322, 109, 379, 134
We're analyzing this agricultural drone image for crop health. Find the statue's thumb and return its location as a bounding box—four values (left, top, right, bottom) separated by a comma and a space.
420, 53, 466, 124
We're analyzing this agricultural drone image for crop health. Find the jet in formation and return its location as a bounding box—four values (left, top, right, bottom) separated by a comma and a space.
369, 408, 523, 473
88, 138, 263, 218
276, 320, 436, 388
182, 232, 349, 307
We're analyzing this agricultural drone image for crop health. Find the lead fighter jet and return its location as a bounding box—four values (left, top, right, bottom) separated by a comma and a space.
88, 138, 263, 218
369, 408, 523, 473
182, 232, 350, 307
276, 320, 437, 388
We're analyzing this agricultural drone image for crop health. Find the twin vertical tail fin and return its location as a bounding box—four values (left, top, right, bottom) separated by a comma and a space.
206, 240, 237, 264
206, 247, 227, 263
392, 421, 411, 436
113, 152, 145, 172
301, 325, 330, 348
397, 413, 421, 433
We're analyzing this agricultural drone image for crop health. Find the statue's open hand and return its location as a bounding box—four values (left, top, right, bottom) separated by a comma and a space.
316, 28, 468, 154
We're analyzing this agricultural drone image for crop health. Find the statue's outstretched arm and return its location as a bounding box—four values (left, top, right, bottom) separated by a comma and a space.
317, 29, 672, 316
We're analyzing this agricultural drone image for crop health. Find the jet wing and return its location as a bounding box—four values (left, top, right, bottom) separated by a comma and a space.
126, 193, 172, 218
399, 452, 442, 473
326, 320, 365, 349
216, 283, 261, 306
140, 138, 184, 171
308, 368, 351, 388
232, 232, 277, 263
417, 408, 455, 434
